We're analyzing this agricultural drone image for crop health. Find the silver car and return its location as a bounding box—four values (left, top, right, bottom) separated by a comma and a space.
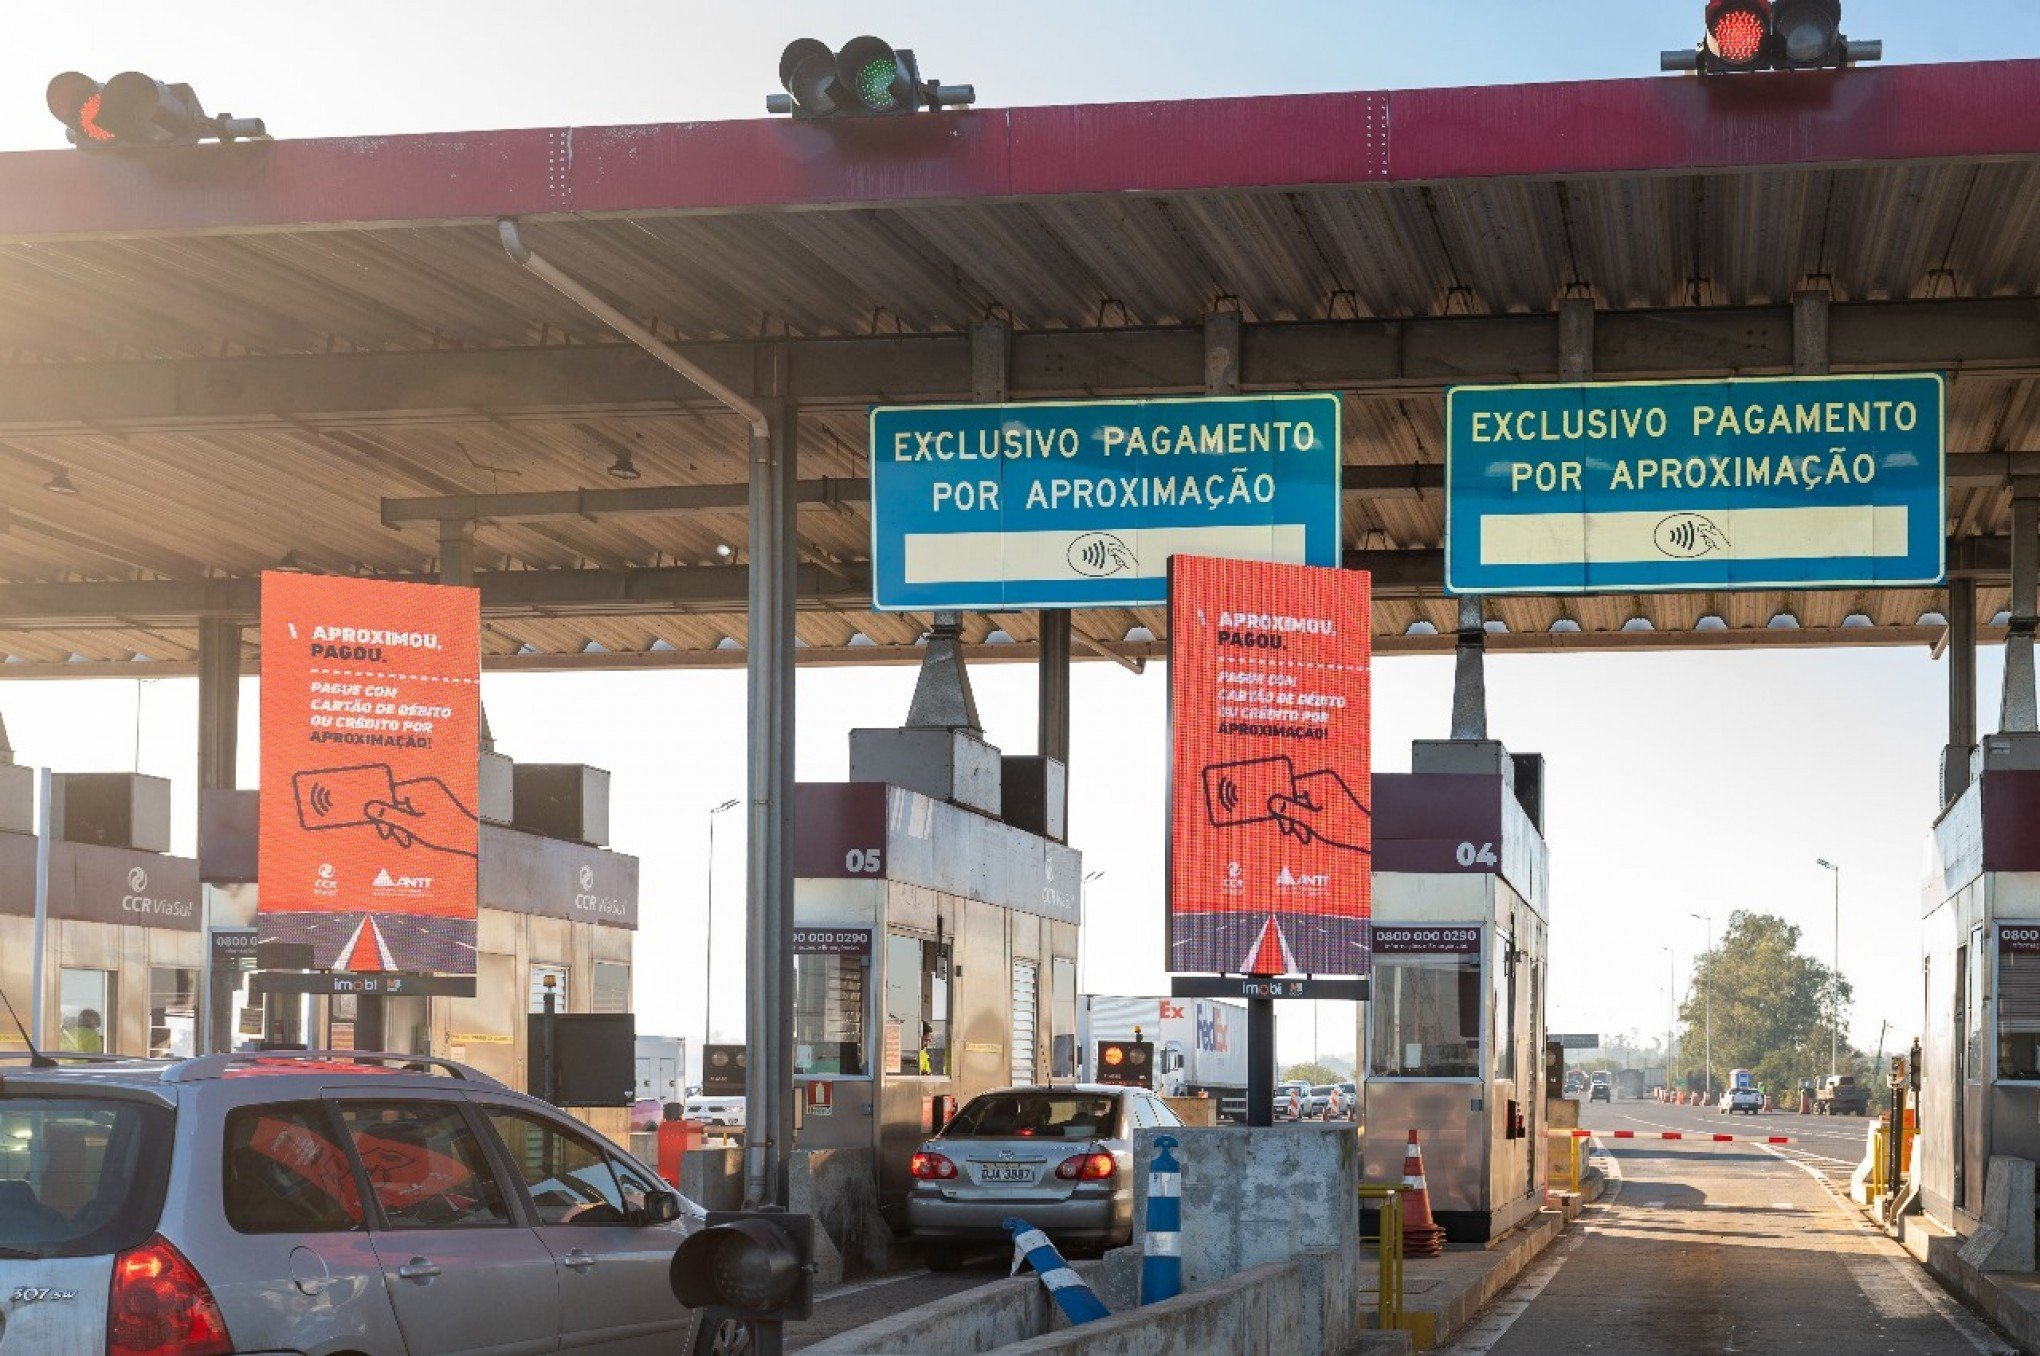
0, 1050, 750, 1355
904, 1084, 1180, 1268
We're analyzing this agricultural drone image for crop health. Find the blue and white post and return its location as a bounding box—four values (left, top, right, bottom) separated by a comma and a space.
1141, 1134, 1184, 1304
1004, 1217, 1110, 1326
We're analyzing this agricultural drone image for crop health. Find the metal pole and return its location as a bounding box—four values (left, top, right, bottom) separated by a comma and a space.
31, 768, 52, 1048
704, 798, 738, 1049
1663, 947, 1674, 1089
1836, 868, 1852, 1076
1246, 996, 1275, 1127
196, 617, 241, 1055
1690, 913, 1711, 1099
540, 976, 558, 1104
1832, 867, 1841, 1078
2000, 488, 2039, 733
741, 388, 797, 1356
1946, 578, 1978, 806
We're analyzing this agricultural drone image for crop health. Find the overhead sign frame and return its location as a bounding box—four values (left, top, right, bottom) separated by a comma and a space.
1165, 555, 1373, 979
1444, 372, 1945, 595
868, 393, 1342, 611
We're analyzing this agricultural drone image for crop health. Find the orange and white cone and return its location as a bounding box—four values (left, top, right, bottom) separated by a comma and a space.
1399, 1129, 1448, 1258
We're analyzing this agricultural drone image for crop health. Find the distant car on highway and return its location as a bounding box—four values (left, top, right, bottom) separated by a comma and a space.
1718, 1086, 1763, 1115
906, 1085, 1180, 1266
1274, 1079, 1313, 1120
1589, 1072, 1611, 1103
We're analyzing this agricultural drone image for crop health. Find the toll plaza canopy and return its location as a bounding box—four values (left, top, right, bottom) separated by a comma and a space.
0, 60, 2035, 675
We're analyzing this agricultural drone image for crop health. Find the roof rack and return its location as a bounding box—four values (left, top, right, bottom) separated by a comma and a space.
165, 1050, 506, 1086
0, 1050, 161, 1065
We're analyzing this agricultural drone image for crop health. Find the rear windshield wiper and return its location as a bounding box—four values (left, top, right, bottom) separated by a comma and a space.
0, 1246, 47, 1259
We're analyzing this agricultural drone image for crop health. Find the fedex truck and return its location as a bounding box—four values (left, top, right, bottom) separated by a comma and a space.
1079, 995, 1250, 1120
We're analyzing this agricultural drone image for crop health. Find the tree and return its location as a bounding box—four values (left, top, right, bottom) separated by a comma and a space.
1282, 1061, 1339, 1085
1677, 911, 1849, 1097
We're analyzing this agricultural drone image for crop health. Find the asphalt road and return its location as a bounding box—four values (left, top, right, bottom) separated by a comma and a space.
1439, 1098, 2020, 1355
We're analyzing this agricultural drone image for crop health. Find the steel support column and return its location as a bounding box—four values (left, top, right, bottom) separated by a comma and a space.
1449, 594, 1489, 741
744, 386, 798, 1229
2001, 486, 2039, 733
438, 519, 477, 587
195, 616, 240, 1053
196, 618, 241, 793
1945, 578, 1978, 805
1794, 285, 1832, 375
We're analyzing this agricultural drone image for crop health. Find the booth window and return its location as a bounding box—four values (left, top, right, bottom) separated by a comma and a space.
591, 962, 630, 1015
794, 951, 868, 1076
529, 964, 569, 1013
59, 968, 113, 1054
885, 933, 951, 1076
149, 966, 197, 1058
2000, 946, 2040, 1080
1370, 951, 1481, 1079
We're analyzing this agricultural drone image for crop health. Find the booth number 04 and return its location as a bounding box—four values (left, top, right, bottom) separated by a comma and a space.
1456, 841, 1498, 868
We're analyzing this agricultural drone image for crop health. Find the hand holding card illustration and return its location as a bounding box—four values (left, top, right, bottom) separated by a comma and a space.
1268, 769, 1370, 852
364, 776, 480, 857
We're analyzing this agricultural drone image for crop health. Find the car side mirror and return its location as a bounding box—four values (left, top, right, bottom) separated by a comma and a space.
640, 1190, 683, 1226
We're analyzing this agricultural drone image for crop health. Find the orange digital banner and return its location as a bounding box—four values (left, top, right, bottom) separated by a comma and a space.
258, 572, 481, 976
1167, 556, 1371, 976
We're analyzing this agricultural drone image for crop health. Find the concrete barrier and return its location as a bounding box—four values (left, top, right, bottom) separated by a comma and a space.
1130, 1123, 1359, 1291
1957, 1155, 2036, 1272
678, 1145, 743, 1211
790, 1147, 896, 1282
802, 1261, 1105, 1354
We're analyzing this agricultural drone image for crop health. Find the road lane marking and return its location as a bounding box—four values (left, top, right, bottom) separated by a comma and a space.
1762, 1145, 2016, 1355
814, 1269, 931, 1302
1438, 1139, 1622, 1354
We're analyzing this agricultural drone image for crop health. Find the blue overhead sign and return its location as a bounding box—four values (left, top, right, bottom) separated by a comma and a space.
869, 394, 1342, 611
1445, 374, 1945, 595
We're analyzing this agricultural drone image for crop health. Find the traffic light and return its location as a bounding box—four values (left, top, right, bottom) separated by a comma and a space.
669, 1211, 814, 1323
1095, 1040, 1154, 1089
1772, 0, 1843, 67
766, 37, 975, 119
1706, 0, 1772, 71
1661, 1, 1880, 73
46, 71, 265, 148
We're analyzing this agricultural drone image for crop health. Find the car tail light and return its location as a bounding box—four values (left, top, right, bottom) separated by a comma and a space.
1055, 1151, 1117, 1182
108, 1235, 234, 1356
910, 1151, 958, 1180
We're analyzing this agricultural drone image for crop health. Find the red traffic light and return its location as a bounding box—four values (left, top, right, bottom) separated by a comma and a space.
1706, 0, 1772, 68
46, 73, 114, 143
45, 70, 265, 148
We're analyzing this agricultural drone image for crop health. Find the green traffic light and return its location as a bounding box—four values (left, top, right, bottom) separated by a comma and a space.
855, 58, 898, 110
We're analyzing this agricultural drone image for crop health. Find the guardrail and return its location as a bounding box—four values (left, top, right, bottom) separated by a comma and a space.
1356, 1183, 1405, 1332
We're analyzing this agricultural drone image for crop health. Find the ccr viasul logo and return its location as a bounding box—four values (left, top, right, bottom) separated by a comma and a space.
1221, 860, 1246, 894
314, 862, 340, 896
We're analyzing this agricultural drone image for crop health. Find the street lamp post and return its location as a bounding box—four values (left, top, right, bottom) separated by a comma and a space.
703, 798, 740, 1051
1817, 859, 1841, 1078
1690, 913, 1713, 1099
1663, 946, 1675, 1090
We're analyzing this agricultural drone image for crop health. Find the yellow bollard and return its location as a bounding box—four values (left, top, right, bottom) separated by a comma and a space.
1358, 1184, 1407, 1333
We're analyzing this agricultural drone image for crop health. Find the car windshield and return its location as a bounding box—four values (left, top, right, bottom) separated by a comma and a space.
0, 1095, 172, 1259
946, 1092, 1119, 1140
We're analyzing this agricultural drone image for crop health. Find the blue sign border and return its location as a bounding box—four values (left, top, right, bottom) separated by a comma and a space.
868, 393, 1343, 611
1444, 373, 1945, 595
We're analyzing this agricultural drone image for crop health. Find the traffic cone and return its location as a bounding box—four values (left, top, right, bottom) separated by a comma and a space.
1399, 1129, 1448, 1258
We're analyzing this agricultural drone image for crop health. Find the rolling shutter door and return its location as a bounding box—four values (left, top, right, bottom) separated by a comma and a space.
1011, 960, 1039, 1085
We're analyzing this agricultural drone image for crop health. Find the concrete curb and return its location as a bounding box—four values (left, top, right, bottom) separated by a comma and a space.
1894, 1214, 2040, 1352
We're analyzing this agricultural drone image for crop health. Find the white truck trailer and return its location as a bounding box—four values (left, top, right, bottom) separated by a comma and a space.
1079, 994, 1250, 1120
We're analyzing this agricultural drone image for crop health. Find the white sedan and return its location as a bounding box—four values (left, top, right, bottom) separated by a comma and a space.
685, 1093, 747, 1126
1718, 1086, 1764, 1115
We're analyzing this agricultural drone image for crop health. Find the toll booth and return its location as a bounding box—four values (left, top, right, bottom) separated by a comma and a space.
790, 748, 1083, 1220
1360, 739, 1550, 1243
198, 757, 641, 1137
0, 770, 203, 1058
1918, 732, 2040, 1232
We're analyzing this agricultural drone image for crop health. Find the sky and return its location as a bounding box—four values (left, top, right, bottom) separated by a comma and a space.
1, 1, 2036, 1069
